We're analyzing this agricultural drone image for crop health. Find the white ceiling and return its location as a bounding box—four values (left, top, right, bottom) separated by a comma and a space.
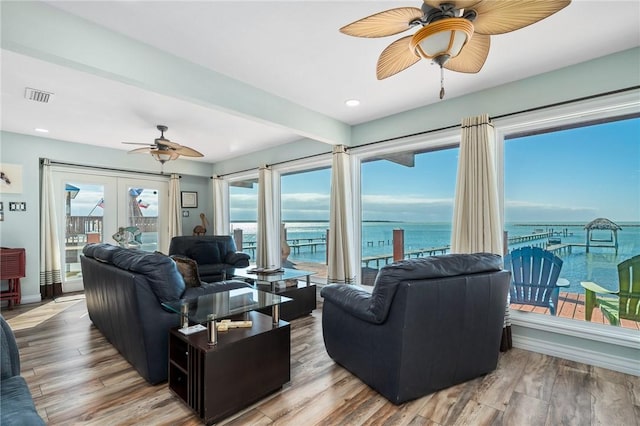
2, 1, 639, 163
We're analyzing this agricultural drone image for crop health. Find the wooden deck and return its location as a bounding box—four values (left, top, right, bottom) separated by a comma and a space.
511, 291, 640, 330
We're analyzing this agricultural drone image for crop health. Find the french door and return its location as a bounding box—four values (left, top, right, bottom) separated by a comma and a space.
52, 169, 169, 292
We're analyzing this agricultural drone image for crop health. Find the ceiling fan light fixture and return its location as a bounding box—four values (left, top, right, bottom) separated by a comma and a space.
151, 151, 175, 164
410, 18, 474, 65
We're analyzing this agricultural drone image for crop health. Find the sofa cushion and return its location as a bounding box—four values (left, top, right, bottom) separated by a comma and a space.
171, 255, 202, 288
111, 249, 185, 303
187, 241, 221, 265
224, 251, 251, 266
92, 244, 122, 263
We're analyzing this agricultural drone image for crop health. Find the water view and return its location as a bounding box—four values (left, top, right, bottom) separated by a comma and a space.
231, 221, 640, 294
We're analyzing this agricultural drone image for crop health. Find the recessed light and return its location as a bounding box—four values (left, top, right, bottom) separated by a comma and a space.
34, 128, 49, 133
345, 99, 360, 107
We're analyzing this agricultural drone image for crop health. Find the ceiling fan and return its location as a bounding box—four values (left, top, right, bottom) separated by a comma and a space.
123, 125, 203, 165
340, 0, 571, 99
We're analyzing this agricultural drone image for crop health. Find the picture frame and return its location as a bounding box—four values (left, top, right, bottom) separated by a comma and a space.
0, 163, 24, 194
182, 210, 189, 217
181, 191, 198, 208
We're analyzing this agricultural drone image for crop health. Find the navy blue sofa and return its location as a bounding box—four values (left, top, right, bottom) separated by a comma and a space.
81, 243, 249, 384
0, 314, 46, 425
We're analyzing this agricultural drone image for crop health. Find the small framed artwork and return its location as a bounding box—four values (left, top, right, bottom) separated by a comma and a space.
0, 163, 23, 194
182, 210, 189, 217
181, 191, 198, 208
0, 201, 3, 211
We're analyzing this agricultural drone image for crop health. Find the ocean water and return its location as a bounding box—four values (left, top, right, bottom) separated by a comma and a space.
231, 221, 640, 293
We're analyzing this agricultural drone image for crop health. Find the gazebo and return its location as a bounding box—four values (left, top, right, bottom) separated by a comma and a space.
584, 218, 621, 253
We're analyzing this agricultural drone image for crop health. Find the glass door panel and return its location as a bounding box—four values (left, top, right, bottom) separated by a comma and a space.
64, 182, 104, 282
121, 185, 162, 252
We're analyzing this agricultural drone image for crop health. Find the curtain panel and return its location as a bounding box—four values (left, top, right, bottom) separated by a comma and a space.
213, 176, 230, 235
257, 166, 280, 268
40, 159, 63, 298
168, 173, 182, 243
327, 145, 357, 284
450, 114, 511, 350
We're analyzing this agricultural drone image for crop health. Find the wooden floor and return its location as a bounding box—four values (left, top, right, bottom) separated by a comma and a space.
2, 296, 639, 426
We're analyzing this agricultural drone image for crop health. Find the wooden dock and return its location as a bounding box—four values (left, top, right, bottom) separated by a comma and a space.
362, 246, 450, 268
242, 237, 327, 256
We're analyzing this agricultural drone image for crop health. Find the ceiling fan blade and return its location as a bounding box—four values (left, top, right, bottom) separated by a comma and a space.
123, 142, 153, 146
377, 35, 421, 79
174, 146, 204, 158
423, 0, 482, 10
470, 0, 571, 35
340, 7, 423, 38
443, 33, 490, 73
127, 147, 153, 154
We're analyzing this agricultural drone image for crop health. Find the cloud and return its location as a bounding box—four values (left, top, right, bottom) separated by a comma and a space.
505, 200, 597, 222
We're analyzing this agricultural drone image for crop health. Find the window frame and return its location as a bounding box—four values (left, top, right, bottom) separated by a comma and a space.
495, 89, 640, 347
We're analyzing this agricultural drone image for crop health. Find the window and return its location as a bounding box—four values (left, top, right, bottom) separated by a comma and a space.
229, 178, 258, 261
360, 145, 459, 285
281, 167, 331, 279
504, 116, 640, 329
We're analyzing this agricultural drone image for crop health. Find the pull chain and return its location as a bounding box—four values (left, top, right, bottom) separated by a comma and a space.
439, 66, 446, 100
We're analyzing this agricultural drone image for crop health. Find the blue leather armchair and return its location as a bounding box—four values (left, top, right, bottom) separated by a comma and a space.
169, 235, 250, 282
321, 253, 510, 404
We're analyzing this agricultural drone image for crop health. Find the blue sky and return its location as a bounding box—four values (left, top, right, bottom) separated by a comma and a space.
233, 116, 639, 224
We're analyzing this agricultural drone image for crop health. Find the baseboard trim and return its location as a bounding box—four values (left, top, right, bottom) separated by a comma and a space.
512, 332, 640, 376
20, 294, 42, 305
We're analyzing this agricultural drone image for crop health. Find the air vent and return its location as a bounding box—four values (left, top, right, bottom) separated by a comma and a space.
24, 87, 54, 103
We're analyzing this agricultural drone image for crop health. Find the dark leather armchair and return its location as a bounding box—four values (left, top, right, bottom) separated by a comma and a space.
168, 235, 250, 282
320, 253, 510, 404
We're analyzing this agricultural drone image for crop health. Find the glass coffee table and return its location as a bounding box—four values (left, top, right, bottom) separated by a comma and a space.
230, 267, 317, 321
162, 286, 291, 325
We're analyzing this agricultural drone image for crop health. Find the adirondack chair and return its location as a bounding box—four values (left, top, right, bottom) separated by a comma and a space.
580, 254, 640, 326
504, 246, 568, 315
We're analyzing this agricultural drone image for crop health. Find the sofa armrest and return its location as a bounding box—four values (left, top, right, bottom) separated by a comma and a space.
320, 284, 380, 324
224, 251, 250, 267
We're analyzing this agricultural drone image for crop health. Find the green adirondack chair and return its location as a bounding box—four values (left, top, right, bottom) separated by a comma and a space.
581, 254, 640, 326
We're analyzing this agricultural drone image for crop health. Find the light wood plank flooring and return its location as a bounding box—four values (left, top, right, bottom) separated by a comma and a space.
2, 297, 639, 426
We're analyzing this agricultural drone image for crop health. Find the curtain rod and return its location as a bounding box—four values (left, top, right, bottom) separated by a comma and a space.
42, 158, 176, 178
215, 86, 639, 179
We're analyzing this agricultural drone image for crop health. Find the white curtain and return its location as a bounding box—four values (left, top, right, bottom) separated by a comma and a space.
168, 173, 182, 244
257, 166, 279, 268
212, 176, 229, 235
451, 114, 510, 350
328, 145, 357, 284
40, 159, 62, 298
451, 114, 503, 255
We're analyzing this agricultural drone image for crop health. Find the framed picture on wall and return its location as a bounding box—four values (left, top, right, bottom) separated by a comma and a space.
181, 191, 198, 208
0, 163, 23, 194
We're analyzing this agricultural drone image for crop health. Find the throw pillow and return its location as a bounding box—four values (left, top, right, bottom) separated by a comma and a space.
170, 255, 202, 288
186, 241, 221, 265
